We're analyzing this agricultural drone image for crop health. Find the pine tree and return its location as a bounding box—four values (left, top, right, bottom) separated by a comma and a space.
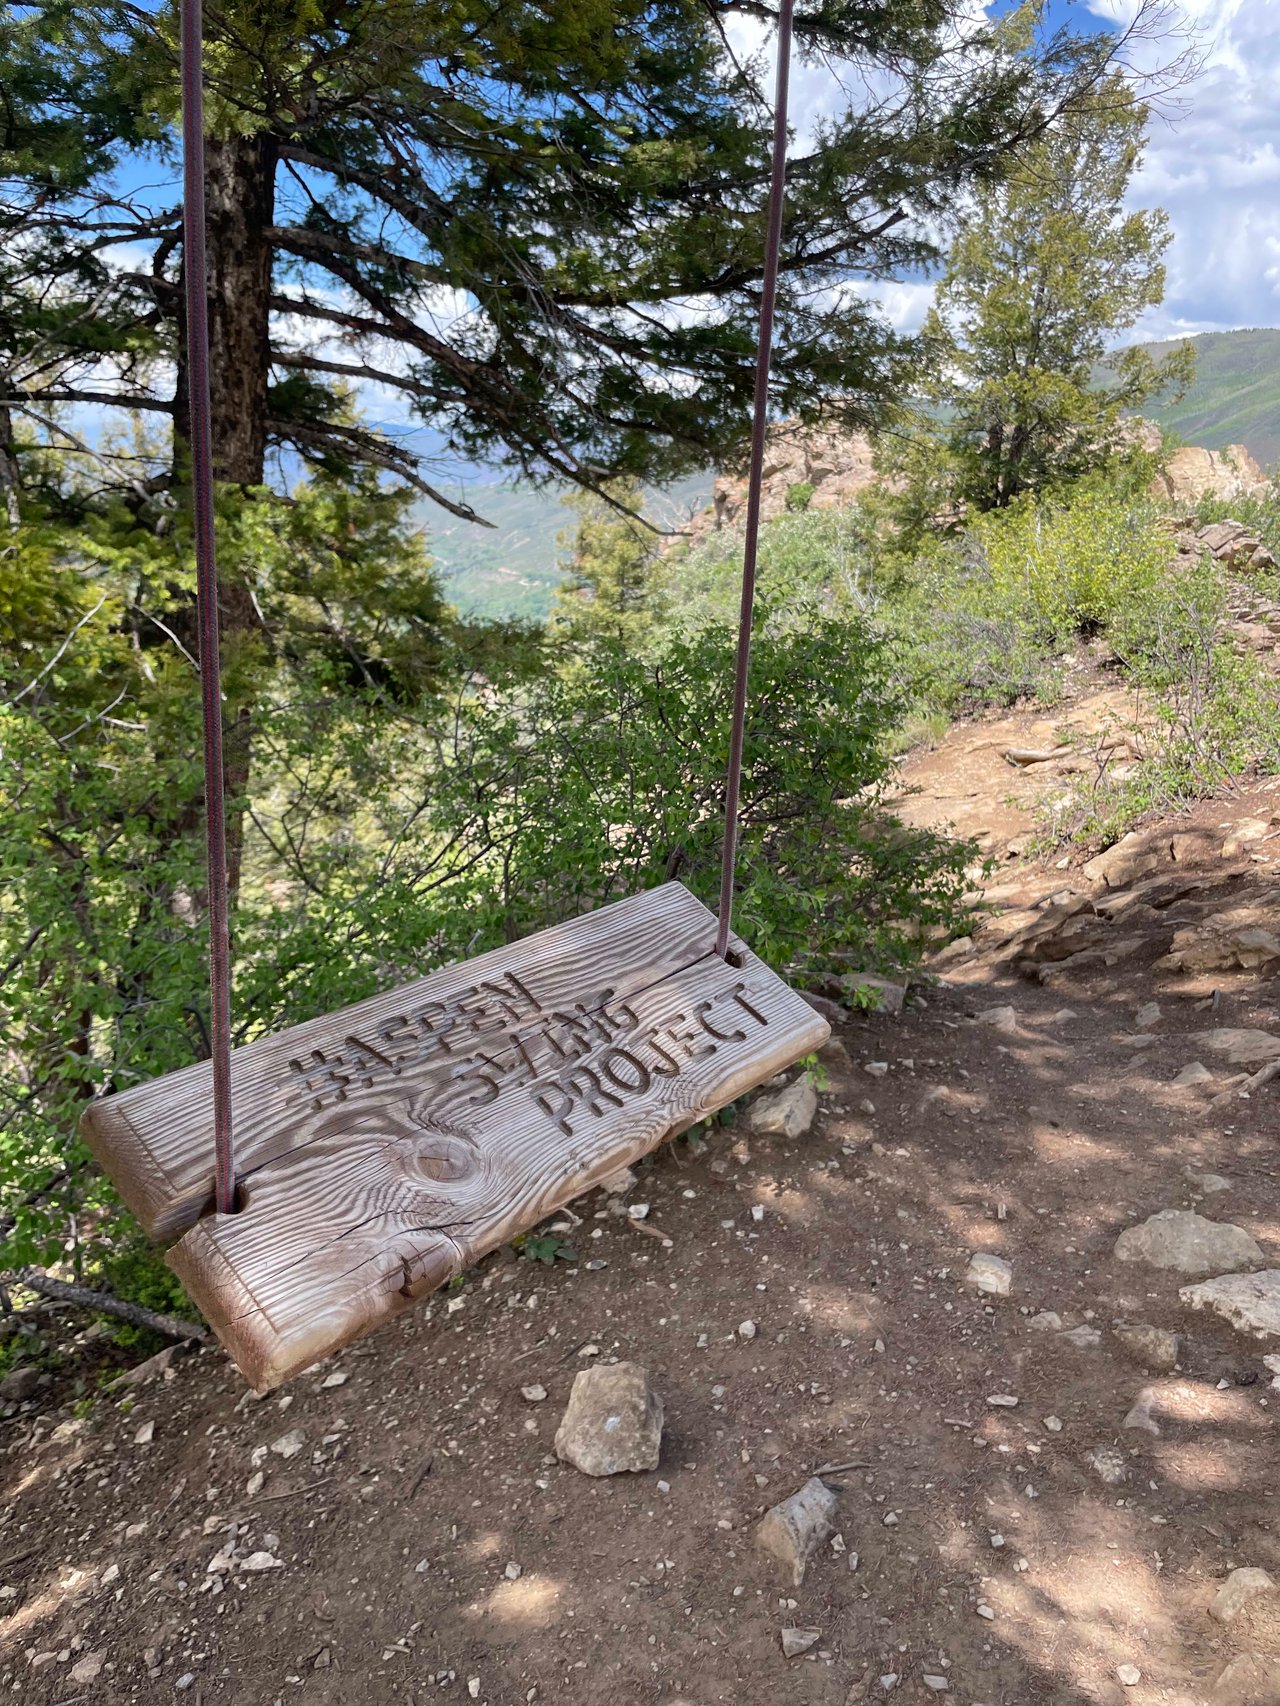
553, 482, 665, 647
0, 0, 1158, 521
916, 76, 1195, 513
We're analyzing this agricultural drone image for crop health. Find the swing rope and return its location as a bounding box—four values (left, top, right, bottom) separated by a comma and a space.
714, 0, 794, 959
181, 0, 236, 1217
179, 0, 794, 1208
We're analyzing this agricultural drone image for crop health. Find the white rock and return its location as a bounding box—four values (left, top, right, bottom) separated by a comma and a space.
1172, 1062, 1213, 1088
1123, 1388, 1160, 1436
504, 1561, 522, 1580
1043, 1416, 1063, 1432
521, 1384, 548, 1403
239, 1551, 283, 1572
986, 1393, 1018, 1408
321, 1371, 348, 1389
748, 1077, 817, 1138
967, 1253, 1012, 1296
976, 1603, 995, 1620
738, 1319, 757, 1341
133, 1420, 154, 1446
246, 1471, 264, 1496
1114, 1210, 1263, 1277
922, 1675, 950, 1691
780, 1626, 821, 1658
627, 1202, 650, 1221
1086, 1446, 1127, 1486
69, 1652, 104, 1685
270, 1429, 305, 1459
1027, 1311, 1063, 1332
1180, 1271, 1280, 1338
1136, 1001, 1161, 1030
1059, 1326, 1102, 1350
975, 1005, 1018, 1033
879, 1675, 899, 1692
1210, 1567, 1276, 1624
864, 1061, 889, 1078
1117, 1664, 1141, 1687
467, 1678, 481, 1700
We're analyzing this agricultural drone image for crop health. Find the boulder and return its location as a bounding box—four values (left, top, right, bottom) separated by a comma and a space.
1082, 832, 1175, 890
1114, 1210, 1263, 1278
0, 1365, 41, 1403
1181, 1271, 1280, 1339
554, 1362, 664, 1476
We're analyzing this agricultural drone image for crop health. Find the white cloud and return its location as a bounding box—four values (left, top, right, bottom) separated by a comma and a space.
1100, 0, 1280, 336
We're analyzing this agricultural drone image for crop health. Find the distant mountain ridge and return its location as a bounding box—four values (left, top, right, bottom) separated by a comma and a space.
1133, 327, 1280, 467
424, 328, 1280, 621
418, 471, 712, 621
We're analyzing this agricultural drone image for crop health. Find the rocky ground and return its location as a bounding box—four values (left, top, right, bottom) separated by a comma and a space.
3, 687, 1280, 1706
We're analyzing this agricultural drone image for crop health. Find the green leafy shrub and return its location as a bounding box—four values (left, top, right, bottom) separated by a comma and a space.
785, 481, 814, 512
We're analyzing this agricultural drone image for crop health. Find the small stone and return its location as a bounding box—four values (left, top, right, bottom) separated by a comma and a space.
976, 1603, 995, 1620
553, 1362, 663, 1477
738, 1320, 757, 1341
1043, 1416, 1063, 1432
781, 1626, 821, 1658
1117, 1665, 1141, 1687
1115, 1210, 1263, 1277
1086, 1445, 1127, 1486
748, 1077, 817, 1138
1114, 1323, 1179, 1372
1184, 1167, 1231, 1194
176, 1674, 196, 1692
1210, 1567, 1276, 1624
270, 1429, 305, 1459
246, 1470, 264, 1496
756, 1477, 839, 1586
882, 1511, 898, 1526
1059, 1326, 1102, 1350
69, 1652, 104, 1685
133, 1419, 155, 1446
467, 1678, 481, 1700
627, 1201, 650, 1220
1173, 1062, 1214, 1088
1123, 1388, 1161, 1436
521, 1384, 548, 1403
1027, 1311, 1063, 1332
863, 1061, 889, 1078
967, 1253, 1012, 1296
599, 1165, 637, 1195
922, 1676, 950, 1692
879, 1675, 899, 1692
240, 1551, 283, 1572
975, 1004, 1018, 1033
504, 1561, 522, 1580
321, 1370, 348, 1389
986, 1393, 1018, 1408
1181, 1271, 1280, 1338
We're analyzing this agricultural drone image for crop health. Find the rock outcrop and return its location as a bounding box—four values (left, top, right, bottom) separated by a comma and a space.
680, 421, 877, 548
1148, 444, 1268, 507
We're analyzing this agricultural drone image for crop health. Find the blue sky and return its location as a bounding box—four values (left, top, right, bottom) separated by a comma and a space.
830, 0, 1280, 342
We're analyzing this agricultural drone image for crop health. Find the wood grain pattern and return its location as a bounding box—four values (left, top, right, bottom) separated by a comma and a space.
83, 884, 828, 1388
82, 884, 740, 1241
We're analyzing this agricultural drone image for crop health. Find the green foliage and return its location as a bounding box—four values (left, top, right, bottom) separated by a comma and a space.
785, 482, 814, 513
891, 77, 1193, 520
1116, 329, 1280, 467
552, 480, 667, 647
517, 1234, 579, 1266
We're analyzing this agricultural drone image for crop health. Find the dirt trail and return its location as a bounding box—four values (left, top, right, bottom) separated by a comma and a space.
4, 708, 1280, 1706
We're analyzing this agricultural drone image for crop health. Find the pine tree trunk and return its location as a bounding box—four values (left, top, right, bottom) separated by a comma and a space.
173, 130, 277, 904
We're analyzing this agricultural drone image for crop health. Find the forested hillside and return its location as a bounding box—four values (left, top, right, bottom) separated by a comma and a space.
1135, 326, 1280, 463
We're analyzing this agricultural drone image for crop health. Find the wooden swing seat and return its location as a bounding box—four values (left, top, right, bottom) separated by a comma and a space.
80, 883, 828, 1389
